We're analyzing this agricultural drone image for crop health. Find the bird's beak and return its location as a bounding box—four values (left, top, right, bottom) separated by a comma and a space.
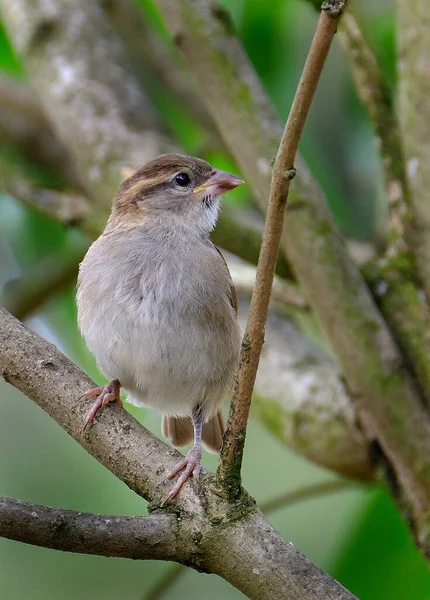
193, 169, 244, 196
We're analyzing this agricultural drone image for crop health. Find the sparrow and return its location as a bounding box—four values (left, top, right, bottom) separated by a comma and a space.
77, 154, 243, 499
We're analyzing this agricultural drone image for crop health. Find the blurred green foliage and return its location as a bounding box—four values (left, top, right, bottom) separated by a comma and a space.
0, 1, 429, 599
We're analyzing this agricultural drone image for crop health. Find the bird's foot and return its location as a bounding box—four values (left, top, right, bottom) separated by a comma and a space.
80, 379, 122, 431
165, 446, 202, 501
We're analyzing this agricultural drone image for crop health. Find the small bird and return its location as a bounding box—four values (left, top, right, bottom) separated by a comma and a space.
77, 154, 243, 499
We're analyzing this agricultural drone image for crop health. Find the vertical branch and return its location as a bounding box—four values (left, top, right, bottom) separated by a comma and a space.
397, 0, 430, 301
338, 12, 412, 249
216, 1, 348, 497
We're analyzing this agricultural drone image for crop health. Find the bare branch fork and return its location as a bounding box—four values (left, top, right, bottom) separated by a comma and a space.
217, 1, 348, 497
0, 307, 357, 599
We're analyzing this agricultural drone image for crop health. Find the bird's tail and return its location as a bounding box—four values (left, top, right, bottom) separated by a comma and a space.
162, 411, 225, 453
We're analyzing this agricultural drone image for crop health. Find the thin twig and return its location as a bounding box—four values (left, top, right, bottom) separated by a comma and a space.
143, 564, 185, 600
216, 1, 348, 497
260, 479, 358, 514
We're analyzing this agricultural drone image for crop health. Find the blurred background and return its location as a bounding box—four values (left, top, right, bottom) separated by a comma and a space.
1, 0, 430, 599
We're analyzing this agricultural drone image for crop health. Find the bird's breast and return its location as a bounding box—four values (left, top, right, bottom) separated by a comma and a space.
77, 228, 240, 403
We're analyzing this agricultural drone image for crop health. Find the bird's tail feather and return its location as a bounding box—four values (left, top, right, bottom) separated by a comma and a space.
162, 411, 225, 453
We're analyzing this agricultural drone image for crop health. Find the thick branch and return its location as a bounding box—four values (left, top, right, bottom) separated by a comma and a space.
144, 478, 359, 600
0, 307, 202, 511
217, 1, 348, 497
202, 509, 355, 600
0, 307, 357, 599
0, 497, 179, 561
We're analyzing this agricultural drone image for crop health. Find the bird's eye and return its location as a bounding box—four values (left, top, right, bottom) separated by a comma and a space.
174, 172, 190, 187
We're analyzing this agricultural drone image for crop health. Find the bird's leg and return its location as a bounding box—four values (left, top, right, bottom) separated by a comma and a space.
80, 379, 122, 431
166, 410, 203, 500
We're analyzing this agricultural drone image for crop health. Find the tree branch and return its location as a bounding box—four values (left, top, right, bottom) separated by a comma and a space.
397, 0, 430, 301
338, 11, 411, 249
0, 307, 357, 599
0, 74, 82, 188
101, 0, 218, 138
143, 478, 358, 600
0, 0, 172, 206
0, 496, 179, 561
155, 0, 430, 553
1, 243, 88, 320
336, 9, 430, 411
0, 158, 89, 224
216, 1, 348, 497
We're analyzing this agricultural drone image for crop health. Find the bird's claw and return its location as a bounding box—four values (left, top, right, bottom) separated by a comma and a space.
80, 380, 122, 432
164, 447, 202, 502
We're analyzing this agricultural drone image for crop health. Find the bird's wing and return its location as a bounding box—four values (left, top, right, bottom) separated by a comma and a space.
210, 243, 238, 315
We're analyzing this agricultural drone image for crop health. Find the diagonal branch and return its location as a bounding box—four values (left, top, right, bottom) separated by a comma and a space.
216, 1, 348, 497
0, 496, 179, 561
0, 306, 357, 599
0, 74, 83, 189
0, 0, 172, 206
101, 0, 218, 139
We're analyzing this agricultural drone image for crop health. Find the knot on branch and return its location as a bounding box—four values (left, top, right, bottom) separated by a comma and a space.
321, 1, 346, 17
284, 167, 297, 181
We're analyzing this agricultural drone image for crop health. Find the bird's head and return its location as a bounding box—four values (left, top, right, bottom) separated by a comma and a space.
108, 154, 244, 233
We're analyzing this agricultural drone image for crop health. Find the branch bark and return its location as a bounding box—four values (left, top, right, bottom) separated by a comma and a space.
155, 0, 430, 553
217, 1, 348, 497
0, 74, 82, 188
397, 0, 430, 300
0, 0, 172, 206
0, 307, 357, 599
101, 0, 218, 138
338, 12, 411, 248
336, 11, 430, 410
0, 497, 179, 561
